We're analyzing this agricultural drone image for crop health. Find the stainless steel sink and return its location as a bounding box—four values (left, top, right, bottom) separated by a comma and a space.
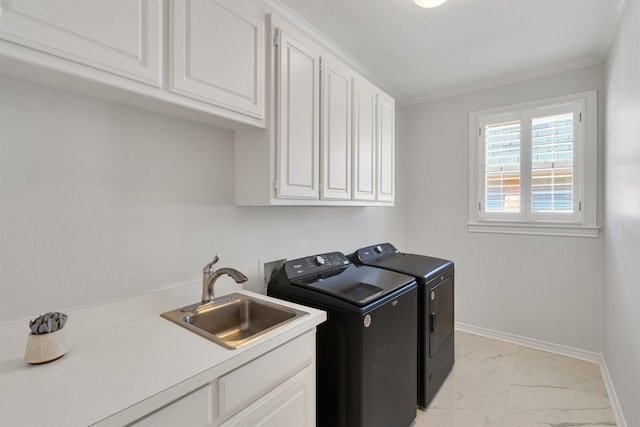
160, 293, 308, 349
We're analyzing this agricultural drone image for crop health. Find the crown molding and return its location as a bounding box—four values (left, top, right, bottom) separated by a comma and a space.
255, 0, 404, 101
256, 0, 625, 107
405, 56, 604, 105
597, 0, 628, 59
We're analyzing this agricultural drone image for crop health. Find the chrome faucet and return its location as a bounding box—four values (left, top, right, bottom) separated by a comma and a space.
201, 255, 248, 304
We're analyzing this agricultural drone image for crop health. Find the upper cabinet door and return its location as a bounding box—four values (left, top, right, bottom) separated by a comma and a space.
377, 92, 395, 203
352, 77, 377, 202
276, 29, 320, 200
321, 57, 352, 201
0, 0, 162, 87
170, 0, 266, 119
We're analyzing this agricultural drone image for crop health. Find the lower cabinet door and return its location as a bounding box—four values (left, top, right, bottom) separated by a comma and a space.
131, 384, 213, 427
219, 365, 315, 427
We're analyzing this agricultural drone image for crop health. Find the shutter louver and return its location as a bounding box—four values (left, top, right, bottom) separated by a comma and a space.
484, 121, 521, 213
531, 113, 574, 213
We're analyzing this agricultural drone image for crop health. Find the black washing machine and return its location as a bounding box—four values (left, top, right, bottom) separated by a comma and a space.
353, 243, 454, 409
268, 251, 417, 427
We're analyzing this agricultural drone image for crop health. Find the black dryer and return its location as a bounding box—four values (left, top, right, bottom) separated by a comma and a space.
354, 243, 455, 409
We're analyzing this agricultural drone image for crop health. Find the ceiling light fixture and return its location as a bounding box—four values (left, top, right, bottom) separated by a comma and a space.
414, 0, 447, 8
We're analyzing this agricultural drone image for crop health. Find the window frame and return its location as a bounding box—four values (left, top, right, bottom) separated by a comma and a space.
468, 91, 599, 238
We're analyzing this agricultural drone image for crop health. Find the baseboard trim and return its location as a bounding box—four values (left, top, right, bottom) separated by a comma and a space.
455, 322, 600, 363
455, 322, 627, 427
599, 353, 628, 427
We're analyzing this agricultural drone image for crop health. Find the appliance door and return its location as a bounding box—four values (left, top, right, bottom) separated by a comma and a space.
429, 275, 454, 357
361, 286, 417, 427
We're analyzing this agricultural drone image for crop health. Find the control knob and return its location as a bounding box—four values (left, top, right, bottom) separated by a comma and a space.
315, 255, 326, 266
374, 245, 383, 253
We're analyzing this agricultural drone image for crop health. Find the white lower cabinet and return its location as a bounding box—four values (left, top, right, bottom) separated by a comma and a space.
219, 365, 314, 427
130, 385, 214, 427
130, 331, 316, 427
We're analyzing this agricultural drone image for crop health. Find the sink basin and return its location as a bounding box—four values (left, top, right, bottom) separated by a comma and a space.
160, 293, 308, 349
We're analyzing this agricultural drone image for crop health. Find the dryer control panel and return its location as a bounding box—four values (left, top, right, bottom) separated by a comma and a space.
283, 252, 350, 281
355, 243, 398, 263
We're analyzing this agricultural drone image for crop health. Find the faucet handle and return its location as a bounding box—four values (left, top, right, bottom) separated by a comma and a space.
203, 255, 220, 274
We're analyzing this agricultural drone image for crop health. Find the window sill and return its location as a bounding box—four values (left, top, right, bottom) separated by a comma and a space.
467, 222, 600, 238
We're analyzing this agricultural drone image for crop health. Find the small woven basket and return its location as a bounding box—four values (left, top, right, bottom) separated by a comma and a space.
24, 329, 68, 365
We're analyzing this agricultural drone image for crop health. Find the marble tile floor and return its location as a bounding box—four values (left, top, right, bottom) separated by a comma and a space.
412, 331, 616, 427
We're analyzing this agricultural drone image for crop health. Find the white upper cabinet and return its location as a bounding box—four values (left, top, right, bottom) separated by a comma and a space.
321, 57, 353, 201
0, 0, 163, 87
170, 0, 266, 120
352, 77, 395, 204
235, 20, 395, 206
0, 0, 268, 127
275, 28, 320, 200
0, 0, 393, 205
352, 77, 378, 202
377, 91, 395, 203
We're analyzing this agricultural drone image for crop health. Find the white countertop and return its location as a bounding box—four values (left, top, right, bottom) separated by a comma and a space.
0, 291, 325, 427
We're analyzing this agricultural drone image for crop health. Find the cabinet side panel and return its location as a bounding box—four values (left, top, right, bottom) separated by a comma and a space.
235, 127, 274, 206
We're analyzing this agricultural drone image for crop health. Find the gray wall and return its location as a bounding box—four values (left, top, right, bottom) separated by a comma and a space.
603, 0, 640, 425
0, 76, 407, 323
1, 13, 637, 421
404, 63, 606, 353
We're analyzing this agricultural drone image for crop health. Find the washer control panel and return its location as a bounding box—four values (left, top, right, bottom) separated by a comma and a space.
282, 252, 350, 280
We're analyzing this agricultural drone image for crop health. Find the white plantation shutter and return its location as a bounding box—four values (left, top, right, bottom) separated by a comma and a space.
476, 100, 584, 224
469, 91, 598, 237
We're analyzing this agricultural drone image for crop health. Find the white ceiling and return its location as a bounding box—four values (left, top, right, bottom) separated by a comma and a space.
275, 0, 625, 104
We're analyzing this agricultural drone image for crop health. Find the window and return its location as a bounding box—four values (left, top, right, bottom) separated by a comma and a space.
468, 91, 599, 237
